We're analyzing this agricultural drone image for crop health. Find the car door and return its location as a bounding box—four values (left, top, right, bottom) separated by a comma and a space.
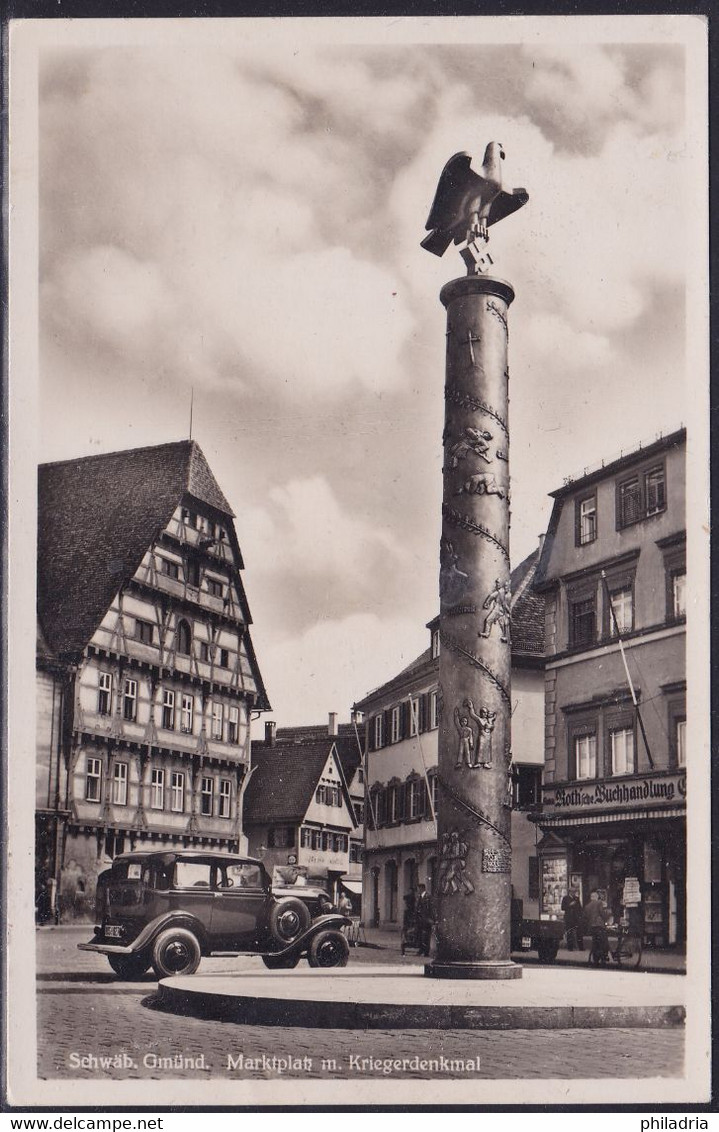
210, 861, 269, 949
167, 857, 217, 939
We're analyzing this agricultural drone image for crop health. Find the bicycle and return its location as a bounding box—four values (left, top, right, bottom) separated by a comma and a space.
588, 919, 643, 968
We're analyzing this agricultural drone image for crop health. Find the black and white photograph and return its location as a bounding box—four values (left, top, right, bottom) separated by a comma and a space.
5, 13, 711, 1110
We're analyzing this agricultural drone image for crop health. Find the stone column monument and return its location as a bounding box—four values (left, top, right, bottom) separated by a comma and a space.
420, 143, 528, 979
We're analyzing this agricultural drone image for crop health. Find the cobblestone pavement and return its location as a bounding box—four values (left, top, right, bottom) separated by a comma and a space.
36, 928, 684, 1082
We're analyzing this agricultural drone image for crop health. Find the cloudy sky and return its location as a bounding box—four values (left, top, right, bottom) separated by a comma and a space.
31, 18, 703, 728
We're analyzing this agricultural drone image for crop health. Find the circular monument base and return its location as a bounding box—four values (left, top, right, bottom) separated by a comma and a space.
425, 960, 522, 981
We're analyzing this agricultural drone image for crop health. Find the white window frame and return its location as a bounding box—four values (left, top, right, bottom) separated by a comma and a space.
86, 757, 102, 802
409, 779, 423, 819
645, 466, 666, 515
575, 734, 597, 780
211, 702, 224, 741
431, 629, 440, 659
151, 768, 165, 810
98, 672, 112, 716
112, 761, 128, 806
578, 495, 597, 545
672, 570, 686, 619
200, 776, 214, 816
430, 690, 439, 729
610, 727, 634, 776
123, 678, 138, 721
218, 779, 231, 818
676, 719, 686, 768
162, 688, 175, 730
181, 693, 194, 734
390, 706, 401, 744
409, 697, 419, 737
373, 714, 383, 749
170, 771, 185, 813
609, 588, 633, 636
227, 704, 239, 744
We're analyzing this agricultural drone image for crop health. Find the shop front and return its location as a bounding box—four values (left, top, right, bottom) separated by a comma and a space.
533, 769, 686, 948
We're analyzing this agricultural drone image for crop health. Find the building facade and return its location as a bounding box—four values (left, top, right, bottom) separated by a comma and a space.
36, 441, 269, 921
355, 550, 545, 931
245, 717, 361, 904
531, 429, 686, 947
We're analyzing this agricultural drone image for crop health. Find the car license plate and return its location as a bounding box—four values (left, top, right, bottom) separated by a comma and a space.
105, 924, 122, 938
521, 936, 532, 949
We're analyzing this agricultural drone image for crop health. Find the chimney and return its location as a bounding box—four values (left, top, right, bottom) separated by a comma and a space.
328, 712, 338, 737
537, 533, 546, 555
265, 721, 276, 747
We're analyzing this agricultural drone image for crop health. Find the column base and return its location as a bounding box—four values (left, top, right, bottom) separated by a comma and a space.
424, 960, 523, 980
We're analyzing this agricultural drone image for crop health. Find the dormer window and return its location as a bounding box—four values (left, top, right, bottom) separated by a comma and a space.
431, 629, 440, 659
617, 464, 666, 528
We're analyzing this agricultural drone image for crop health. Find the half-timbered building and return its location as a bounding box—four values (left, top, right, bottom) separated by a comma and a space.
36, 440, 269, 920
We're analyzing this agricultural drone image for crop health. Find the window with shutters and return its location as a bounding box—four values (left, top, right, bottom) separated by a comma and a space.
373, 714, 384, 750
409, 697, 419, 737
617, 463, 666, 528
429, 690, 439, 729
569, 596, 596, 648
390, 706, 401, 744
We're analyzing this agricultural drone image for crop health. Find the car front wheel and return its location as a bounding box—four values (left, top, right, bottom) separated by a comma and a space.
268, 898, 311, 946
107, 953, 151, 980
307, 929, 350, 968
152, 928, 202, 978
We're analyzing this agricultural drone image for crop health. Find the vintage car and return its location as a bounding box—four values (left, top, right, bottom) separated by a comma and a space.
79, 851, 351, 978
271, 883, 335, 918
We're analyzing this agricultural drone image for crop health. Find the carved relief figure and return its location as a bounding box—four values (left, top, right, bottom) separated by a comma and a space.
455, 471, 504, 499
439, 831, 475, 895
439, 538, 469, 605
480, 578, 511, 642
476, 707, 497, 768
448, 427, 493, 468
453, 706, 476, 769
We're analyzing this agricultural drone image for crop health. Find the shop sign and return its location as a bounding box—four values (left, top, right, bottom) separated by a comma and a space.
622, 876, 641, 907
543, 771, 686, 813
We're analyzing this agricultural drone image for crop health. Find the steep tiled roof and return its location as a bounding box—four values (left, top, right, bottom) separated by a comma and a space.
354, 548, 545, 707
244, 742, 351, 825
38, 441, 239, 657
271, 723, 363, 779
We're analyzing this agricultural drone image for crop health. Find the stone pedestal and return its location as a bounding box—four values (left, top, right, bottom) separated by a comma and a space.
425, 274, 521, 980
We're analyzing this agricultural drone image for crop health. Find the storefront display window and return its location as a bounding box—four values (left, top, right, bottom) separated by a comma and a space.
540, 855, 567, 919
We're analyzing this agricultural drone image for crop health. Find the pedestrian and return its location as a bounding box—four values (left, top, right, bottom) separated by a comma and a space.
337, 891, 353, 918
415, 883, 434, 957
583, 889, 610, 963
400, 892, 417, 955
561, 887, 584, 951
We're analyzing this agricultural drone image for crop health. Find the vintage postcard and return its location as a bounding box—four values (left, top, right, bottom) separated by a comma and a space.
5, 13, 711, 1110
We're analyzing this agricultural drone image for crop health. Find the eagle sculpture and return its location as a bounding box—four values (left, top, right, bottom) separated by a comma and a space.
421, 142, 528, 257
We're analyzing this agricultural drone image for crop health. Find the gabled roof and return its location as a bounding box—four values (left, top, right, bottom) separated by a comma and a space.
354, 548, 545, 708
271, 723, 363, 780
244, 742, 354, 826
38, 440, 246, 659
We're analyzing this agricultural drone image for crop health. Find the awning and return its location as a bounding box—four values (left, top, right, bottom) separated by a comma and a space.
538, 806, 685, 828
341, 880, 363, 895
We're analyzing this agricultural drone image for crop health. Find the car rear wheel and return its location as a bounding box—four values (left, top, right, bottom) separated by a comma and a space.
262, 953, 301, 969
307, 929, 350, 968
107, 953, 151, 980
268, 898, 311, 946
151, 928, 202, 978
